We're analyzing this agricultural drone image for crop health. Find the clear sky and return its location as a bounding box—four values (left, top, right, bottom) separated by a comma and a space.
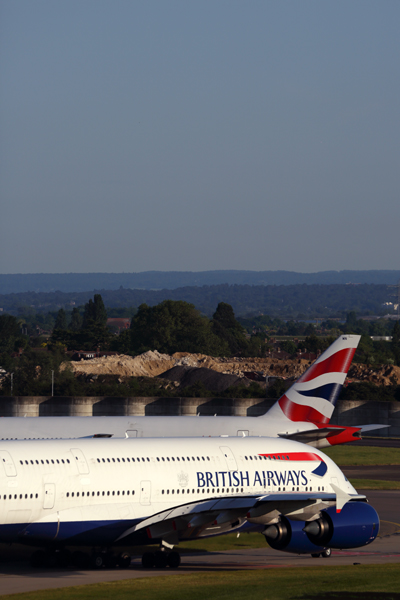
1, 1, 399, 274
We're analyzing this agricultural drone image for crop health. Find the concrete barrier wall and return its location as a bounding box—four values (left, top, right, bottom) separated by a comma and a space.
0, 397, 398, 436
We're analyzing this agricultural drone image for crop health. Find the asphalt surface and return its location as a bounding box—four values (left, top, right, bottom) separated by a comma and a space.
0, 490, 398, 596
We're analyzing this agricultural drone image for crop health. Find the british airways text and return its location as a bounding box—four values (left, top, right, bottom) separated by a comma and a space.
196, 470, 308, 488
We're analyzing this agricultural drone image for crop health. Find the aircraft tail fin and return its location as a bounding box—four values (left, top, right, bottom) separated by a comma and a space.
265, 335, 361, 428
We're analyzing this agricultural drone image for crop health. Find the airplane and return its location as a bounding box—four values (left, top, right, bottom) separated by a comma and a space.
0, 335, 385, 446
0, 435, 379, 569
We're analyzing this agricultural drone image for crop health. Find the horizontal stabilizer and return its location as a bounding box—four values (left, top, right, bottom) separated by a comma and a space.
278, 423, 389, 448
357, 424, 389, 433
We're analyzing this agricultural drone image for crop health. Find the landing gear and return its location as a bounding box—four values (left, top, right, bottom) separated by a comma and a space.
91, 551, 128, 569
141, 549, 181, 569
311, 548, 332, 558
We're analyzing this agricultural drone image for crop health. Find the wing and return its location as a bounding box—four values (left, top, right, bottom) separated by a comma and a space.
114, 490, 366, 546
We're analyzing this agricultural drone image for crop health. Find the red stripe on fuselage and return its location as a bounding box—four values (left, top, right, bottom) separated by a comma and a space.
259, 452, 322, 462
299, 347, 356, 383
278, 395, 330, 424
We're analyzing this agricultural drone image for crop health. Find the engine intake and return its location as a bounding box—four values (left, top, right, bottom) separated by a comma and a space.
263, 516, 326, 555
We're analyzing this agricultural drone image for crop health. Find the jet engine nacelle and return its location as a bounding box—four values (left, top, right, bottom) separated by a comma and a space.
303, 502, 379, 549
263, 502, 379, 555
263, 516, 327, 555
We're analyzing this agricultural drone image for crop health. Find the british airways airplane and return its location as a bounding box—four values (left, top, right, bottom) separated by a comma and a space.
0, 435, 379, 568
0, 335, 384, 446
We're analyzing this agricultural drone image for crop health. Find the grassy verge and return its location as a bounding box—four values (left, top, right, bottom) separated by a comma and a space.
3, 565, 400, 600
348, 478, 400, 490
322, 445, 400, 466
130, 532, 266, 555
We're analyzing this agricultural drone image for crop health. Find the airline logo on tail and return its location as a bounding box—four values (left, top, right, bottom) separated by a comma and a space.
268, 335, 360, 426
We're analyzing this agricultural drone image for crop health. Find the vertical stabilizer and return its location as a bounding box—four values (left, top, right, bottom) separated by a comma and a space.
265, 335, 360, 428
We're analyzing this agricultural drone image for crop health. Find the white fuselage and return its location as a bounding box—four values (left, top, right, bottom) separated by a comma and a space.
0, 414, 296, 440
0, 436, 355, 548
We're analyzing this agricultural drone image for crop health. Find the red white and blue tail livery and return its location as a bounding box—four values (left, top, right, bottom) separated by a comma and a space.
265, 335, 366, 447
268, 335, 359, 425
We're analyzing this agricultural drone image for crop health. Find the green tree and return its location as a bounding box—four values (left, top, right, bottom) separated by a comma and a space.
70, 307, 82, 331
392, 321, 400, 365
54, 308, 67, 330
211, 302, 249, 355
130, 301, 228, 356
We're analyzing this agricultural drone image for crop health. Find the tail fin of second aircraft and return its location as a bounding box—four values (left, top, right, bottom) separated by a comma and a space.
265, 334, 361, 428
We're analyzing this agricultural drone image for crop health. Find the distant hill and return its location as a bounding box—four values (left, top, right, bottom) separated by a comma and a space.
0, 283, 393, 318
0, 270, 399, 294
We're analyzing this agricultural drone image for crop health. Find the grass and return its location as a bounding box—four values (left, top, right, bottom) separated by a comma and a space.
128, 532, 266, 555
2, 565, 400, 600
348, 478, 400, 490
322, 445, 400, 466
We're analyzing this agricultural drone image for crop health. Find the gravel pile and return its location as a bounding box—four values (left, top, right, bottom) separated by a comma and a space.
159, 366, 251, 393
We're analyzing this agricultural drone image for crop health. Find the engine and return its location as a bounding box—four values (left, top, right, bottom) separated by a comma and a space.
263, 517, 327, 555
263, 501, 379, 554
303, 501, 379, 549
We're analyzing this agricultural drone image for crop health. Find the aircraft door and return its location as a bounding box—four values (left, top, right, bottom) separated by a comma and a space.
43, 483, 56, 509
126, 430, 138, 438
70, 448, 90, 474
237, 430, 249, 437
140, 480, 151, 506
219, 446, 238, 472
0, 451, 17, 477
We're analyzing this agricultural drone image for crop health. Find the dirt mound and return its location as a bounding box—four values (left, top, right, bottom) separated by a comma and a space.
63, 350, 175, 378
62, 350, 400, 387
348, 363, 400, 386
159, 366, 250, 393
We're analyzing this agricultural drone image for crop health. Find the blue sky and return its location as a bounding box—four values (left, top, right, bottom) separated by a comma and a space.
1, 1, 399, 274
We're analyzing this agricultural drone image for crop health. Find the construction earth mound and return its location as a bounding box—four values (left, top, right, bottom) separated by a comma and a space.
158, 366, 251, 394
61, 350, 400, 389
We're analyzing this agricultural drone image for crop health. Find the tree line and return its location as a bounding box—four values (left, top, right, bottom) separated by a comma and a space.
0, 283, 394, 318
1, 294, 400, 399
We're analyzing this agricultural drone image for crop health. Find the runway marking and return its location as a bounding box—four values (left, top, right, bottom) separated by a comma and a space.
380, 519, 400, 531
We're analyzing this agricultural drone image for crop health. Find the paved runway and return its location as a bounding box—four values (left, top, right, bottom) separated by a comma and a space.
0, 490, 398, 597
